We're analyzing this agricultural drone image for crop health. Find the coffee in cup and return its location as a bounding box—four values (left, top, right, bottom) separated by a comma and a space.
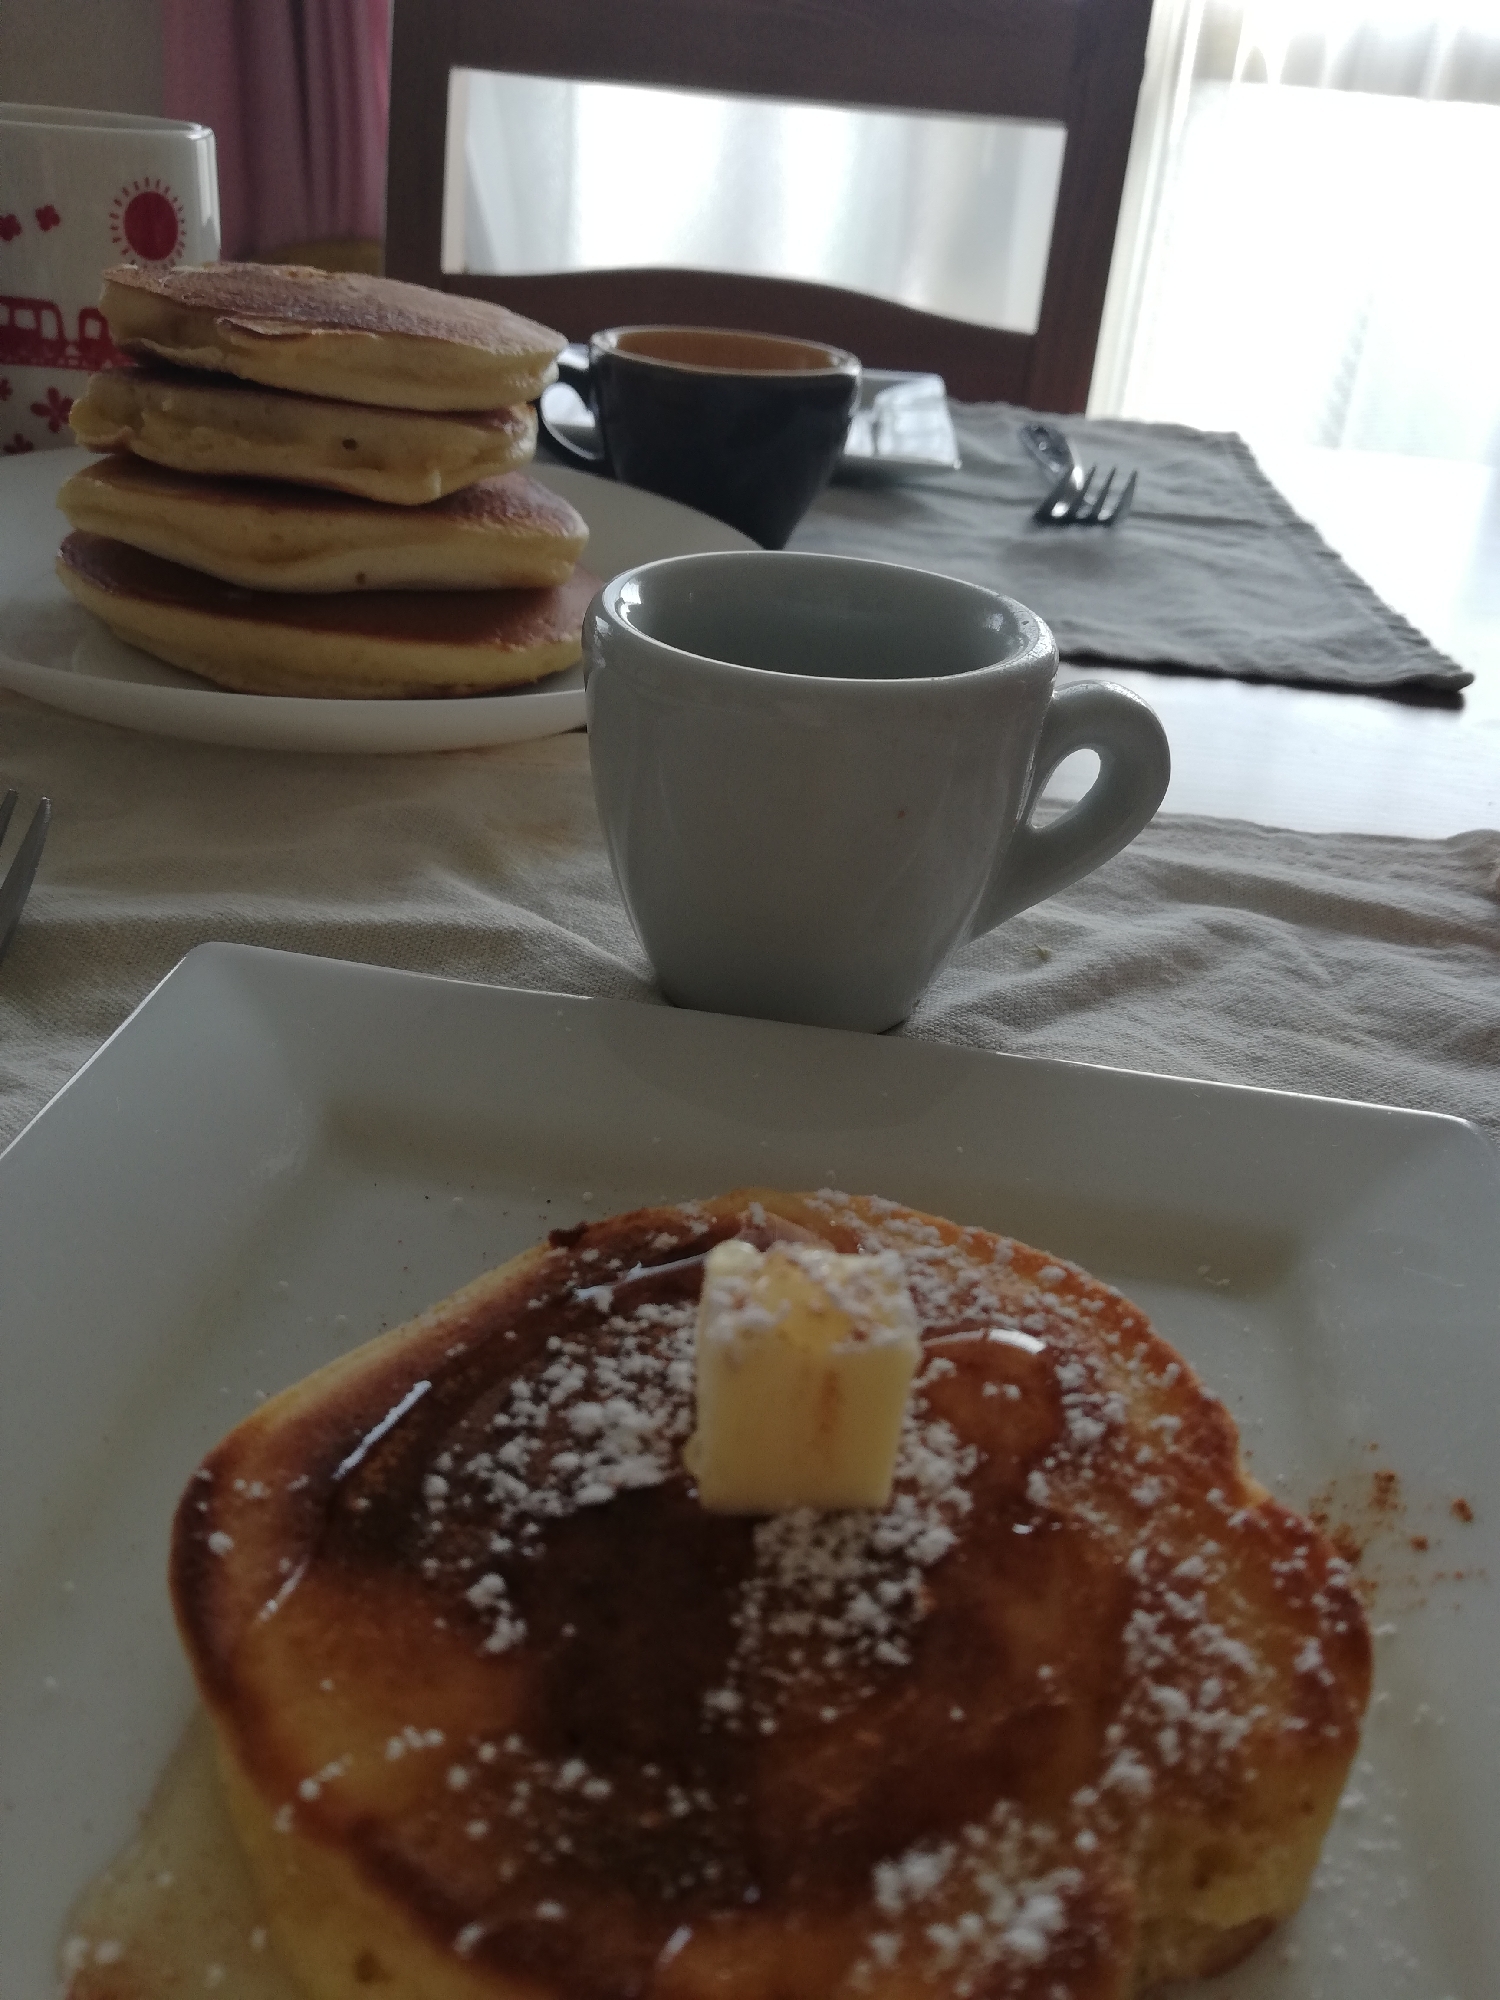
539, 325, 859, 548
584, 551, 1171, 1032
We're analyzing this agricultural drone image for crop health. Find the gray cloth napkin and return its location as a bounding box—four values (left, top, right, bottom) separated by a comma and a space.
792, 402, 1470, 694
2, 697, 1496, 1156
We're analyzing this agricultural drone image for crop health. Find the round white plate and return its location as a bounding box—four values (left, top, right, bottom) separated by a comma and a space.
0, 447, 752, 753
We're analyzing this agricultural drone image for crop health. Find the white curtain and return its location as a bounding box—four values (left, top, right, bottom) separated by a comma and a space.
1093, 0, 1500, 463
446, 70, 1065, 336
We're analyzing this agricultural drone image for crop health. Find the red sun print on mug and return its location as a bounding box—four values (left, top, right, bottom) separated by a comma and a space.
108, 177, 186, 265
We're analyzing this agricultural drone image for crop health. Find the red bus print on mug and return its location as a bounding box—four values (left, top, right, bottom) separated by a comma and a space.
0, 109, 218, 449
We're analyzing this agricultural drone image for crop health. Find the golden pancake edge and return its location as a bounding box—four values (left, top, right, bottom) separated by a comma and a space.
69, 365, 539, 504
129, 1190, 1369, 2000
101, 264, 565, 411
56, 532, 597, 698
58, 458, 589, 593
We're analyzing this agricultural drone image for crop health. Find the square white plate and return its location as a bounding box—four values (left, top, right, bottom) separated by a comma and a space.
1, 944, 1496, 1999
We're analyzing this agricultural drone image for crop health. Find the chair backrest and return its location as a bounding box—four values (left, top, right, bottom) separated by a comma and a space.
385, 0, 1152, 410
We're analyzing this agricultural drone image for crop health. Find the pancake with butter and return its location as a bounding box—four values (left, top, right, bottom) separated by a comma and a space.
57, 532, 596, 698
165, 1190, 1370, 2000
58, 458, 589, 592
101, 264, 564, 412
69, 364, 538, 504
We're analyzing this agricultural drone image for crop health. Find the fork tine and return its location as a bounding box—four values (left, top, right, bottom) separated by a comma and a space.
0, 788, 16, 847
0, 796, 51, 967
1041, 463, 1094, 526
1033, 460, 1137, 527
1081, 467, 1116, 525
1101, 469, 1137, 528
1032, 463, 1084, 525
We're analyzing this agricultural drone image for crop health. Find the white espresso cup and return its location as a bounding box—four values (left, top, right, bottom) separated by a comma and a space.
0, 103, 219, 455
584, 552, 1171, 1031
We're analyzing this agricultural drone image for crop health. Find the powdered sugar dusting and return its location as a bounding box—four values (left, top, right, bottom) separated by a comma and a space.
852, 1804, 1089, 1997
703, 1356, 979, 1728
699, 1240, 919, 1349
433, 1296, 697, 1653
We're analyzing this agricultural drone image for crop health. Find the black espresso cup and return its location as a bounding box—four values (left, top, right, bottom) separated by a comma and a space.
537, 325, 860, 549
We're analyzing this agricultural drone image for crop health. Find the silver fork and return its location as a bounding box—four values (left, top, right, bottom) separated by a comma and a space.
0, 790, 51, 967
1033, 461, 1138, 528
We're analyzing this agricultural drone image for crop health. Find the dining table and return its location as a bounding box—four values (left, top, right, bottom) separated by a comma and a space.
1, 401, 1498, 2000
1055, 441, 1500, 839
5, 408, 1493, 1154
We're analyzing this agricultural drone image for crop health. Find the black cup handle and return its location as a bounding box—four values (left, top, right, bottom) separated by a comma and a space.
537, 342, 612, 474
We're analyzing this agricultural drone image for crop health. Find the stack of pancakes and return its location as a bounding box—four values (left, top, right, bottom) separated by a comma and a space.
57, 264, 595, 699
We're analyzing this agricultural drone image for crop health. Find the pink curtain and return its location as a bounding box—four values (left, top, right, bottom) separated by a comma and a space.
162, 0, 392, 259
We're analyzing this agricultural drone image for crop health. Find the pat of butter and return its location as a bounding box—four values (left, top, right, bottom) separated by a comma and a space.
683, 1238, 921, 1512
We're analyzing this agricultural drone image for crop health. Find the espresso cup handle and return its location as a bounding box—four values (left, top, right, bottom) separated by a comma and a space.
537, 343, 612, 472
968, 682, 1171, 937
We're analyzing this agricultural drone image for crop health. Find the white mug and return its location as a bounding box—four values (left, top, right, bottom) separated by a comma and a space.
0, 103, 219, 456
584, 551, 1171, 1031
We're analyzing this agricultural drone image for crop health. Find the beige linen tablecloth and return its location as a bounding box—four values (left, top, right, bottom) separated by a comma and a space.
2, 689, 1497, 1155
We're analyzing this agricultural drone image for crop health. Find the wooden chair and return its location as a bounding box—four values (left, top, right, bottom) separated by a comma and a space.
384, 0, 1152, 410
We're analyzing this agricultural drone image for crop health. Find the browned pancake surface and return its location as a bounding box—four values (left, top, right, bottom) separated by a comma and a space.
172, 1193, 1370, 2000
104, 263, 562, 359
69, 455, 587, 534
58, 532, 596, 648
97, 360, 539, 433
